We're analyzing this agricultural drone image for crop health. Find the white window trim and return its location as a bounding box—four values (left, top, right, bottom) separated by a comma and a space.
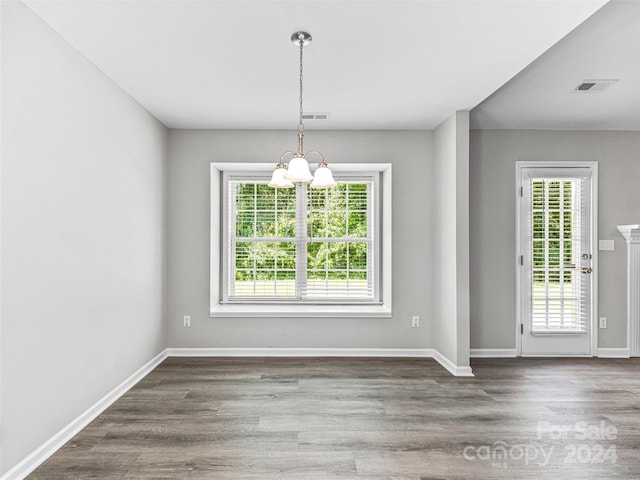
222, 174, 379, 304
211, 162, 392, 318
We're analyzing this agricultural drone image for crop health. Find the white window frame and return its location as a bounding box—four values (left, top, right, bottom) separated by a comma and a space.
223, 175, 378, 303
210, 162, 392, 318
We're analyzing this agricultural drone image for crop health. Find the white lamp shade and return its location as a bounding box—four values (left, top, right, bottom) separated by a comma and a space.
268, 166, 294, 188
310, 165, 337, 188
284, 156, 313, 182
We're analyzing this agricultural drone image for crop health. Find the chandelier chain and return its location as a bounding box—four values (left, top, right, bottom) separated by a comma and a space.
298, 34, 304, 135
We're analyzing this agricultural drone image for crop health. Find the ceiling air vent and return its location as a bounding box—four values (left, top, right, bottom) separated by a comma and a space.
574, 79, 618, 93
302, 113, 330, 120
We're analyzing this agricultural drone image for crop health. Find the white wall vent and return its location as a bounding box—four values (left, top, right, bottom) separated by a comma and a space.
302, 113, 330, 120
574, 79, 618, 93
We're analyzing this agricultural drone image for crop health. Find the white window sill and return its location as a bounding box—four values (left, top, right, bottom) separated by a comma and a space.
210, 303, 392, 318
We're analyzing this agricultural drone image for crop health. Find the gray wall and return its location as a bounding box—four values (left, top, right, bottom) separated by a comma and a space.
470, 129, 640, 350
167, 130, 433, 348
0, 2, 167, 473
432, 112, 470, 366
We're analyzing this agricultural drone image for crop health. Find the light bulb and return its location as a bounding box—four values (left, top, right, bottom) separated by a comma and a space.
268, 165, 294, 188
284, 156, 313, 182
310, 164, 337, 188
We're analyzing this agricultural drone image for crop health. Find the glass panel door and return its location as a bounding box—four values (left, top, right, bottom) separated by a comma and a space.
520, 167, 593, 355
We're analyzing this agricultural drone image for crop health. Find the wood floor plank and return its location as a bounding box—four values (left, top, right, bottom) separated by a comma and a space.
26, 357, 640, 479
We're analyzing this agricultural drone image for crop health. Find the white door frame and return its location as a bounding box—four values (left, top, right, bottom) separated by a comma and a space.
515, 161, 598, 356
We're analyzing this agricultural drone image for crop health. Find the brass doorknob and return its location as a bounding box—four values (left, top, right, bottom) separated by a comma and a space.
582, 267, 593, 274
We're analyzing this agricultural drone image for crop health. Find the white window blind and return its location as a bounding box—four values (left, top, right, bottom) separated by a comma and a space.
227, 181, 297, 299
304, 182, 374, 299
225, 176, 376, 303
527, 175, 589, 333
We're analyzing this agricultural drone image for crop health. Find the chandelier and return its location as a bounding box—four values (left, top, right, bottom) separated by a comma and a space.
268, 31, 336, 189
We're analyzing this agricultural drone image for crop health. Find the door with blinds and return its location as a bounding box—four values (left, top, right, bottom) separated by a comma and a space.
518, 164, 596, 356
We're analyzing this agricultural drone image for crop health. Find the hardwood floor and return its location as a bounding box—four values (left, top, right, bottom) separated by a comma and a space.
28, 357, 640, 479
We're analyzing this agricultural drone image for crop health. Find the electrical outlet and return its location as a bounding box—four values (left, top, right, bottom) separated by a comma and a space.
412, 315, 420, 328
183, 315, 191, 327
599, 317, 607, 329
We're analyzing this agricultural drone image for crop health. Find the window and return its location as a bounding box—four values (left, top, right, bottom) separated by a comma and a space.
228, 182, 299, 299
226, 179, 375, 301
210, 163, 392, 318
530, 177, 588, 333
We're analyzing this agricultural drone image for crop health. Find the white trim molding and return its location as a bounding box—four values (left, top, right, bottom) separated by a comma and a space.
0, 350, 168, 480
167, 347, 474, 376
209, 303, 392, 318
210, 162, 392, 319
431, 350, 474, 377
470, 348, 518, 358
167, 347, 433, 357
597, 348, 630, 358
2, 347, 473, 480
617, 224, 640, 357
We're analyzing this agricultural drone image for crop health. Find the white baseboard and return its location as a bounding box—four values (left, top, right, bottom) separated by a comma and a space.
167, 347, 474, 376
167, 347, 435, 358
470, 348, 518, 358
431, 350, 474, 376
0, 349, 168, 480
597, 348, 630, 358
2, 346, 475, 480
5, 344, 635, 480
471, 347, 633, 359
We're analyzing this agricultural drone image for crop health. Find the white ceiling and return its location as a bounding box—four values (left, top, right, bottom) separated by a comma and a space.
472, 0, 640, 130
24, 0, 609, 130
